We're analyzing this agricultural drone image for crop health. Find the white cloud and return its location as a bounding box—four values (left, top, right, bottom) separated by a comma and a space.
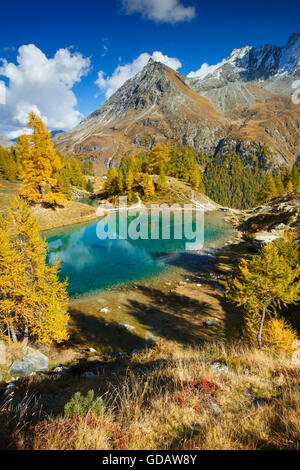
121, 0, 196, 23
0, 44, 90, 136
187, 59, 227, 80
0, 81, 6, 104
95, 51, 182, 98
7, 128, 32, 140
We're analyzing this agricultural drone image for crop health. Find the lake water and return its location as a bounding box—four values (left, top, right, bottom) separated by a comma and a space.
45, 210, 234, 297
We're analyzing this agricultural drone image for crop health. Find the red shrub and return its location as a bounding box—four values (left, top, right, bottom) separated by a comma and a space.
109, 424, 133, 450
275, 368, 300, 379
189, 379, 221, 396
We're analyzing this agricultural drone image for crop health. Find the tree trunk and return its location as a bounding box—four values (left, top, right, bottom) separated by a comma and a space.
10, 325, 18, 343
7, 324, 11, 343
257, 308, 266, 349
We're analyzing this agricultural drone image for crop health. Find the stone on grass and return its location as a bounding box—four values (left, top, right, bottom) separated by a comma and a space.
24, 348, 48, 372
8, 347, 48, 378
210, 361, 229, 375
9, 360, 35, 377
208, 399, 222, 417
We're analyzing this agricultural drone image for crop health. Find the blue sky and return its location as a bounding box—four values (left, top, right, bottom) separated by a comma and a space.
0, 0, 299, 137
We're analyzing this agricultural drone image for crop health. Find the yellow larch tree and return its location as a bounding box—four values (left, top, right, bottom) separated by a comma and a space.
0, 196, 69, 344
143, 173, 155, 198
286, 180, 294, 192
146, 145, 170, 174
16, 112, 67, 206
126, 169, 134, 192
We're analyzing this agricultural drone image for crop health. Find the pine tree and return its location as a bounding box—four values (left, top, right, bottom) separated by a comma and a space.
69, 158, 86, 188
126, 169, 134, 192
0, 146, 18, 180
16, 112, 66, 206
121, 154, 142, 176
259, 173, 278, 202
156, 170, 168, 193
275, 175, 285, 195
0, 197, 69, 344
86, 179, 94, 193
190, 165, 204, 191
143, 173, 155, 198
60, 168, 73, 199
147, 145, 170, 174
291, 166, 300, 188
286, 180, 294, 192
117, 171, 124, 193
105, 167, 119, 196
226, 241, 300, 348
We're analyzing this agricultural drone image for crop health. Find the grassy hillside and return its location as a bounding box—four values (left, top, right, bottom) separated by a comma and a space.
1, 340, 299, 450
0, 178, 98, 231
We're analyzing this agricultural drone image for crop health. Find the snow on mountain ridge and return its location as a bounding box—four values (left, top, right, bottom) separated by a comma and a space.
279, 31, 300, 75
188, 32, 300, 82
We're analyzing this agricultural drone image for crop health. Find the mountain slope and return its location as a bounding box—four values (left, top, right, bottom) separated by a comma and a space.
55, 33, 300, 171
55, 60, 227, 171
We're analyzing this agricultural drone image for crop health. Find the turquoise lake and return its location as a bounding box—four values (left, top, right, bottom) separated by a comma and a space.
45, 210, 234, 297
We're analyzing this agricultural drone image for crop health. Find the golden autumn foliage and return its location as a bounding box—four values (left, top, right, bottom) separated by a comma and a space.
286, 180, 294, 192
226, 241, 300, 348
146, 145, 170, 174
126, 169, 134, 192
262, 317, 298, 355
143, 173, 155, 198
0, 197, 69, 344
16, 112, 67, 206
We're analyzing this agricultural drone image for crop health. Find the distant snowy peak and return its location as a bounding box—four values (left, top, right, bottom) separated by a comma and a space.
188, 32, 300, 83
278, 31, 300, 75
227, 46, 253, 64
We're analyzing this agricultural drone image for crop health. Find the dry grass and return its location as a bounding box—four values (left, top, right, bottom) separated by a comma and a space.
0, 177, 98, 231
1, 340, 299, 450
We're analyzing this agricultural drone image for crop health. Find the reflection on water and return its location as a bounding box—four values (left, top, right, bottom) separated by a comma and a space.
45, 211, 234, 297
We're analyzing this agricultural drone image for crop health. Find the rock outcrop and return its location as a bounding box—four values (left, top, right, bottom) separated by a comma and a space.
240, 188, 300, 240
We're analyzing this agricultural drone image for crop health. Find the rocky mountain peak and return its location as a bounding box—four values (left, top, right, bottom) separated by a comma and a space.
228, 46, 253, 64
84, 59, 197, 128
279, 31, 300, 76
286, 31, 300, 49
